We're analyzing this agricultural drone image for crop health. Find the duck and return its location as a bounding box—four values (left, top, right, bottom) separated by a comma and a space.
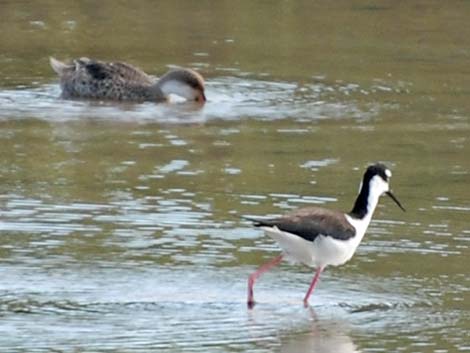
49, 57, 206, 103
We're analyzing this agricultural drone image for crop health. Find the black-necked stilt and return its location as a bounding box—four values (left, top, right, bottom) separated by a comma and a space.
245, 163, 405, 307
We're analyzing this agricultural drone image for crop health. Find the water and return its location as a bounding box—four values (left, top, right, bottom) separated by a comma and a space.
1, 1, 469, 352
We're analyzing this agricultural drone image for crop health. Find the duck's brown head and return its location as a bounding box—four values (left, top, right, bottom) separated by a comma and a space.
158, 68, 206, 103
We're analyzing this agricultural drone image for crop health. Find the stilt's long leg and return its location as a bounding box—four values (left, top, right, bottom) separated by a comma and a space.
303, 266, 324, 305
247, 254, 284, 308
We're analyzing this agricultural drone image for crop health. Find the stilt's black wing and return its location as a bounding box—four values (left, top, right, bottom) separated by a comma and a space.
245, 207, 356, 242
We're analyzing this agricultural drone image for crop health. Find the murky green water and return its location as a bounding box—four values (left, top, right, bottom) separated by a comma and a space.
1, 1, 469, 352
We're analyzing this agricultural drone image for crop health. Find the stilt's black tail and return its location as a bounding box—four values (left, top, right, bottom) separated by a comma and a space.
242, 216, 274, 227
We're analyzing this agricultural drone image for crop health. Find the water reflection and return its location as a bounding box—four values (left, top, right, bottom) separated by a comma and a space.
0, 76, 392, 123
0, 262, 430, 352
247, 304, 359, 353
279, 309, 358, 353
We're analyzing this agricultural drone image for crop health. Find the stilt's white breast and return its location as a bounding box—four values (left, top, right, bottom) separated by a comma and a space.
311, 235, 361, 267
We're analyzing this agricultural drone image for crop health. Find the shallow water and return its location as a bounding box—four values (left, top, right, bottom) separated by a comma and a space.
1, 1, 470, 352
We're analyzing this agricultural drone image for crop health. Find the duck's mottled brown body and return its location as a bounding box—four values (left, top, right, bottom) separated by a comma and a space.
50, 57, 206, 103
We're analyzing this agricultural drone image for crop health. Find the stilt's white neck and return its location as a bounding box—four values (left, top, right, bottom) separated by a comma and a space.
362, 190, 381, 225
346, 166, 394, 243
346, 182, 384, 242
349, 175, 389, 222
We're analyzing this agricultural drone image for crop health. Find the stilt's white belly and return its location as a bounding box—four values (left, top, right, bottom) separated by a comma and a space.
262, 226, 361, 268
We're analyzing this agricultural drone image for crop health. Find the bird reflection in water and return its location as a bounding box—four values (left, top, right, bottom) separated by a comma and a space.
248, 306, 359, 353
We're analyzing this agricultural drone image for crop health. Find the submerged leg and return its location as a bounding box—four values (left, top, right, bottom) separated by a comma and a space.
303, 266, 324, 306
247, 254, 284, 308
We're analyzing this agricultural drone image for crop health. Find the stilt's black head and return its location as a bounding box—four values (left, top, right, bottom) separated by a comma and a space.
350, 163, 405, 218
364, 163, 392, 183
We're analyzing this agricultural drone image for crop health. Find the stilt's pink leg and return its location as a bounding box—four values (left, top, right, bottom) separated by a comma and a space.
303, 266, 324, 306
247, 254, 283, 308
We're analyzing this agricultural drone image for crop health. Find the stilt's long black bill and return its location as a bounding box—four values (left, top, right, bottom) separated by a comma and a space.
386, 191, 406, 212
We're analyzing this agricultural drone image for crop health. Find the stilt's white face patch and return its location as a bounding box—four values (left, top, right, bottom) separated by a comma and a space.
385, 169, 392, 178
370, 175, 390, 198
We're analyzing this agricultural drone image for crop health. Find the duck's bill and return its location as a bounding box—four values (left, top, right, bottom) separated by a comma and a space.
386, 191, 406, 212
196, 92, 207, 103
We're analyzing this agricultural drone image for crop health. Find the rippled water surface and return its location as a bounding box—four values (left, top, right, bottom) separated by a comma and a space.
1, 1, 470, 352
